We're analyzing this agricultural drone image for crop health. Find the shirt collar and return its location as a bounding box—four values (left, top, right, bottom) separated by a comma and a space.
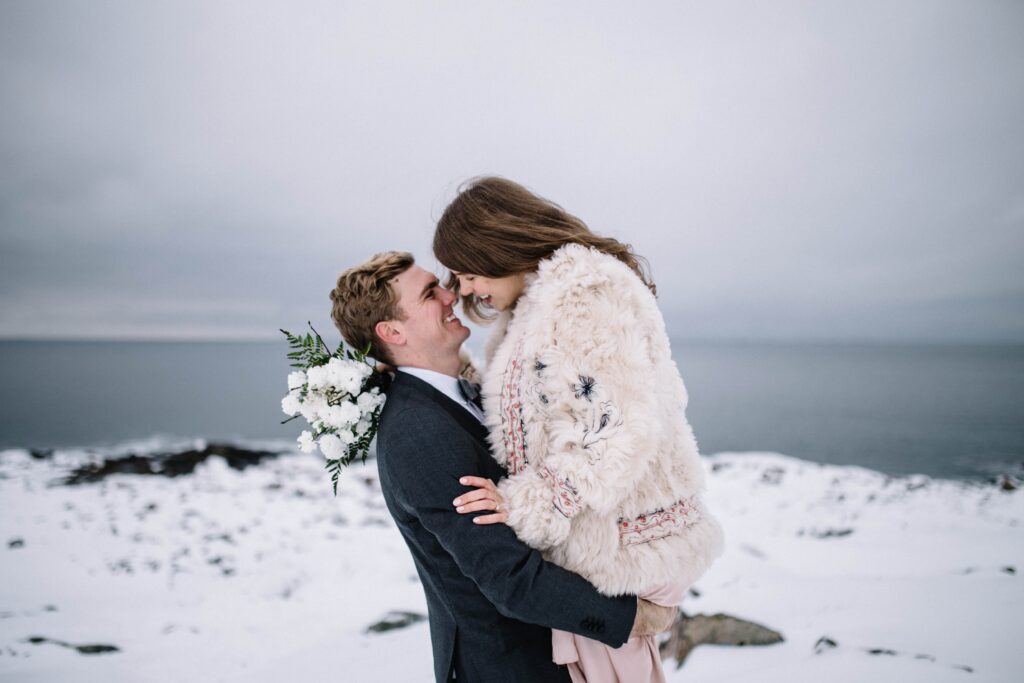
397, 365, 484, 422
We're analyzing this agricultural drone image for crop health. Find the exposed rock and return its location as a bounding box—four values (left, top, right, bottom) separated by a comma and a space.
809, 528, 854, 539
63, 444, 285, 485
660, 611, 784, 668
814, 636, 838, 654
8, 538, 24, 549
365, 611, 427, 634
26, 636, 119, 655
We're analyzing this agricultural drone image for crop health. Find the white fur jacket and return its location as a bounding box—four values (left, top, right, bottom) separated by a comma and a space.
480, 243, 724, 597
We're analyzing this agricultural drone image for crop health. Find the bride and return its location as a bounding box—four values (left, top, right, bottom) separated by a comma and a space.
435, 177, 724, 682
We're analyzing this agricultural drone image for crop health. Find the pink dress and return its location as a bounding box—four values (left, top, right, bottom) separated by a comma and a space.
552, 583, 687, 683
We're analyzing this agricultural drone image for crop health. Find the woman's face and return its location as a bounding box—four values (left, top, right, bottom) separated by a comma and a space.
454, 272, 526, 311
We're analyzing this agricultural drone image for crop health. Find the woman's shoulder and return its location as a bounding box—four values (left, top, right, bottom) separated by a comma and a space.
539, 242, 628, 277
534, 243, 650, 308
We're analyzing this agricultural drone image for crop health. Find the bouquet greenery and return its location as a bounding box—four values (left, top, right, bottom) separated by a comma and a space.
280, 323, 387, 495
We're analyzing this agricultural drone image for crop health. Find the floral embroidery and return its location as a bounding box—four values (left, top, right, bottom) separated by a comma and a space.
500, 337, 529, 475
580, 400, 622, 452
618, 497, 701, 547
540, 466, 580, 518
530, 356, 549, 405
572, 375, 596, 401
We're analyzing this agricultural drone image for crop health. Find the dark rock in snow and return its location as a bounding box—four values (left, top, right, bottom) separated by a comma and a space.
26, 636, 120, 655
814, 636, 838, 654
7, 538, 25, 549
660, 611, 784, 668
810, 528, 854, 539
996, 475, 1018, 492
365, 611, 427, 634
63, 443, 285, 485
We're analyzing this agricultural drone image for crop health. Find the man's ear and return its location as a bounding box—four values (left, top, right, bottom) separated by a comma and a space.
374, 320, 404, 347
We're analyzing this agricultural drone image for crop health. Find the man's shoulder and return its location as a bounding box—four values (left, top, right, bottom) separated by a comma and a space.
376, 378, 465, 447
379, 375, 447, 424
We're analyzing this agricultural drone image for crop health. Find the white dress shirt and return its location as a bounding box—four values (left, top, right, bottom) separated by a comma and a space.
397, 366, 485, 423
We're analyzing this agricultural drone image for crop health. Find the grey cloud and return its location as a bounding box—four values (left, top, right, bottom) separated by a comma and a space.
1, 0, 1022, 342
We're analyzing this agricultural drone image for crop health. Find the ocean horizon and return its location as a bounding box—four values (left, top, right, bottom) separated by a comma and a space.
2, 339, 1022, 481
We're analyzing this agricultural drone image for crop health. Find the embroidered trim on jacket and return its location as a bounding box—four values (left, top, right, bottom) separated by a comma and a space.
618, 497, 701, 547
540, 466, 581, 518
500, 337, 529, 475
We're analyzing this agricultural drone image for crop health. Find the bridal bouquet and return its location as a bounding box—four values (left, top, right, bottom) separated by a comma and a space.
280, 324, 387, 495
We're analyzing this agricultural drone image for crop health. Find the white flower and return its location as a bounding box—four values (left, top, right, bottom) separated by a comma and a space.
323, 402, 361, 429
355, 419, 371, 437
287, 370, 306, 390
336, 429, 356, 446
281, 392, 302, 417
324, 358, 365, 396
318, 434, 345, 461
306, 365, 329, 390
356, 392, 378, 414
300, 393, 328, 424
297, 430, 316, 453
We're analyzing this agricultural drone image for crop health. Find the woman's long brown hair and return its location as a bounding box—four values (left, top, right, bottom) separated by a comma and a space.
433, 176, 656, 323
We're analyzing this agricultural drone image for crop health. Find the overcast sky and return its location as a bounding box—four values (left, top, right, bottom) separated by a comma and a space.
1, 0, 1022, 344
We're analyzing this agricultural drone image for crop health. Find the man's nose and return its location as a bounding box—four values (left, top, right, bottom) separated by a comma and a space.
439, 287, 457, 305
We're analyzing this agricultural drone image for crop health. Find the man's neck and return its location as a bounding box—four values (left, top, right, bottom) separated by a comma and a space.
394, 354, 461, 378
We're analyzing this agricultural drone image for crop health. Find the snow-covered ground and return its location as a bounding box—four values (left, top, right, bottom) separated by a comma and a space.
1, 441, 1021, 682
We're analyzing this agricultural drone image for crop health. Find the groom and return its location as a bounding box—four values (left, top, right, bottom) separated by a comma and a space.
329, 252, 674, 683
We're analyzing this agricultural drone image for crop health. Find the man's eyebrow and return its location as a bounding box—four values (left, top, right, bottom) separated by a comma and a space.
419, 278, 440, 301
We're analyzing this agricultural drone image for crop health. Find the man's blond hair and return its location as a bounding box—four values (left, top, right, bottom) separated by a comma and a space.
329, 251, 414, 365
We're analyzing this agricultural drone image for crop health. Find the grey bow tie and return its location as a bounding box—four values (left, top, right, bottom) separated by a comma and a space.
457, 378, 483, 410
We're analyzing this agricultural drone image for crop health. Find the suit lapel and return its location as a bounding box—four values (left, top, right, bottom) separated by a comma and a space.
392, 372, 491, 447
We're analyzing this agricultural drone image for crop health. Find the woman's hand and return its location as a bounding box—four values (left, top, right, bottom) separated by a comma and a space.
453, 476, 509, 525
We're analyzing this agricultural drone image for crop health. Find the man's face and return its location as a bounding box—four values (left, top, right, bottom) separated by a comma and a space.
388, 265, 470, 360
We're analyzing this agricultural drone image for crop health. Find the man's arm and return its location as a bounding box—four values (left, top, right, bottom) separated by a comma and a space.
382, 406, 638, 647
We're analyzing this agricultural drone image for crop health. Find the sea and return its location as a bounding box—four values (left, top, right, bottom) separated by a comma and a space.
1, 340, 1022, 481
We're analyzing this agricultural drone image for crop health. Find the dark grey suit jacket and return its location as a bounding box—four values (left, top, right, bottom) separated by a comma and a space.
375, 371, 636, 683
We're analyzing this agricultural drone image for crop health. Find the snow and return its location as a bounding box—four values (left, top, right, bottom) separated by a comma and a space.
1, 444, 1021, 682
